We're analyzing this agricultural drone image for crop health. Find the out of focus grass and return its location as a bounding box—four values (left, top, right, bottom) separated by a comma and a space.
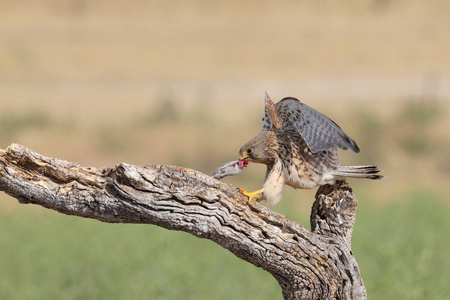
0, 192, 448, 300
1, 1, 449, 299
0, 93, 448, 299
0, 209, 280, 300
0, 94, 449, 299
353, 190, 450, 300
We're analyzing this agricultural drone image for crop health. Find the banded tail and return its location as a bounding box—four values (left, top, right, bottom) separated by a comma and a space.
332, 165, 384, 180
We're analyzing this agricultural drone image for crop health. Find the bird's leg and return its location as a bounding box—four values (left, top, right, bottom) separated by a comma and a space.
238, 188, 264, 203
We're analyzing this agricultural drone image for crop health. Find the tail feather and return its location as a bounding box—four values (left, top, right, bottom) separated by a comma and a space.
333, 165, 384, 180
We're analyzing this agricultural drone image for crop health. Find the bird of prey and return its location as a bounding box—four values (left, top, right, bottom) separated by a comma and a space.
238, 93, 383, 205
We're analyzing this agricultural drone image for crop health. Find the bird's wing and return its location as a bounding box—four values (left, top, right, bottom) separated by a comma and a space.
262, 92, 281, 130
263, 97, 360, 153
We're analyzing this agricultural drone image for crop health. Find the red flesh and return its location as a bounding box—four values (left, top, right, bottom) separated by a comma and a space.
238, 159, 248, 168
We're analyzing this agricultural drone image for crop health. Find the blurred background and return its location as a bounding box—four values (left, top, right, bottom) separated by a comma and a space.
0, 1, 449, 299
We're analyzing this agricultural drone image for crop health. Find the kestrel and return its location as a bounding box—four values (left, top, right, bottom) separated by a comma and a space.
238, 93, 383, 205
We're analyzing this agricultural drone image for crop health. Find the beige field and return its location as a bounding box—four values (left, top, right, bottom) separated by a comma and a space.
0, 0, 449, 212
0, 2, 449, 300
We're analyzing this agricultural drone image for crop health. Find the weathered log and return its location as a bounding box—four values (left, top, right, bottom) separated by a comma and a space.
0, 143, 366, 299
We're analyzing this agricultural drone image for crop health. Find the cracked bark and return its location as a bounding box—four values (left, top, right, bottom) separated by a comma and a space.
0, 143, 366, 300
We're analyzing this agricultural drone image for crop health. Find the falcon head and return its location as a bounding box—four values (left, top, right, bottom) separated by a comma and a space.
239, 131, 277, 165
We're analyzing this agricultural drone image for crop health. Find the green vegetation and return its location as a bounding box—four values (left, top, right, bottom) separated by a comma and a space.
0, 208, 279, 300
0, 1, 448, 299
353, 191, 450, 300
398, 99, 442, 156
0, 111, 52, 140
0, 191, 448, 300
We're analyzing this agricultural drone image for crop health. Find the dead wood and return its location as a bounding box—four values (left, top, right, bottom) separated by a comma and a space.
0, 143, 366, 300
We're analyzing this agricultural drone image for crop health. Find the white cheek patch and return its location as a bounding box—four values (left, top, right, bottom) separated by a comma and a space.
263, 160, 284, 205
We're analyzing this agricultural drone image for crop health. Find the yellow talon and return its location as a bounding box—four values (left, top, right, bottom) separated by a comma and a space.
238, 188, 264, 203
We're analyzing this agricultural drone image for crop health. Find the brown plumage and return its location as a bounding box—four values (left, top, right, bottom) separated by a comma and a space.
239, 93, 383, 205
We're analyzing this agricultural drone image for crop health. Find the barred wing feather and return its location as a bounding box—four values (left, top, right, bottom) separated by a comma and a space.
262, 97, 360, 154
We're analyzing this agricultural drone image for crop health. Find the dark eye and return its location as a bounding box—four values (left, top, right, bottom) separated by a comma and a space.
246, 148, 253, 155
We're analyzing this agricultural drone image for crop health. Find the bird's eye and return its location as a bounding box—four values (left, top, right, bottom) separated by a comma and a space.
246, 148, 253, 155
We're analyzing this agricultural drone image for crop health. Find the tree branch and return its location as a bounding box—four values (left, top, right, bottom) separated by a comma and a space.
0, 143, 366, 300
